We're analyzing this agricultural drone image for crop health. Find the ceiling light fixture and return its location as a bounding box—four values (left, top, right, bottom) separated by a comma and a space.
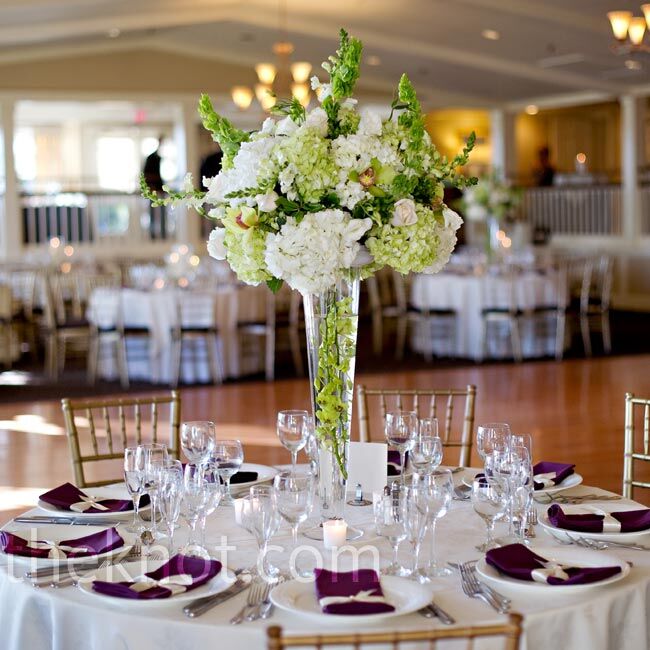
625, 58, 643, 69
608, 6, 650, 53
525, 104, 539, 115
481, 29, 500, 41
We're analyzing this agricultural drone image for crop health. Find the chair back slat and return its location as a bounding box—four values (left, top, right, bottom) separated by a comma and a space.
644, 403, 650, 456
87, 408, 99, 455
152, 402, 159, 443
444, 393, 454, 444
623, 392, 650, 499
135, 403, 142, 445
103, 406, 113, 454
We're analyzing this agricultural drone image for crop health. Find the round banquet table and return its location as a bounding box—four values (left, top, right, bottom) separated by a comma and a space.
87, 285, 267, 383
409, 272, 563, 360
1, 472, 649, 650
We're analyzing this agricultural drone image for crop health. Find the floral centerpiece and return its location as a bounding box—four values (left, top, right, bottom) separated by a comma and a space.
461, 172, 520, 223
142, 29, 475, 525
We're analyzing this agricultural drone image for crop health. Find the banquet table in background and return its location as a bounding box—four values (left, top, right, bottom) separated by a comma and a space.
1, 476, 649, 650
409, 271, 563, 360
87, 285, 268, 383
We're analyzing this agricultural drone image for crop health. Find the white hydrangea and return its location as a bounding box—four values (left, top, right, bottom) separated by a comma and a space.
422, 208, 463, 274
357, 110, 383, 136
305, 108, 329, 137
264, 210, 372, 294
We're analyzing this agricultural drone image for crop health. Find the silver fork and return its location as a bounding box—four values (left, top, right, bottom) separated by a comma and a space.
572, 535, 650, 552
230, 580, 266, 625
451, 561, 511, 608
245, 581, 272, 621
459, 562, 509, 613
259, 575, 286, 620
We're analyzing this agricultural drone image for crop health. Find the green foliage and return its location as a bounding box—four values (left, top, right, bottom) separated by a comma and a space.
197, 94, 250, 168
266, 277, 284, 293
323, 29, 363, 101
139, 174, 207, 217
270, 97, 306, 124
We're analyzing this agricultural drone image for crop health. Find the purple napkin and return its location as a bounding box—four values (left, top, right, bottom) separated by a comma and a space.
314, 568, 395, 615
533, 462, 575, 490
92, 554, 222, 599
486, 543, 621, 586
0, 527, 124, 559
227, 472, 259, 485
387, 451, 408, 477
39, 482, 147, 513
547, 504, 650, 533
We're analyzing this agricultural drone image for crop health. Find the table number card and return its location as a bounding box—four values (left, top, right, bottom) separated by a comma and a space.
347, 442, 388, 496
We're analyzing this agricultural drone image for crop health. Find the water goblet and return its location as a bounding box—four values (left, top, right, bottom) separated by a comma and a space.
180, 421, 215, 465
410, 435, 443, 476
123, 446, 145, 533
213, 439, 244, 506
241, 489, 281, 581
373, 489, 409, 577
385, 410, 418, 484
471, 476, 507, 552
476, 423, 511, 461
277, 410, 309, 475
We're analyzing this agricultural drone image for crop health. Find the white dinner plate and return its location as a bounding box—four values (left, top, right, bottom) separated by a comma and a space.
76, 560, 236, 607
269, 575, 431, 625
0, 523, 129, 567
539, 505, 650, 543
229, 463, 278, 495
38, 484, 151, 521
462, 472, 583, 495
476, 545, 629, 594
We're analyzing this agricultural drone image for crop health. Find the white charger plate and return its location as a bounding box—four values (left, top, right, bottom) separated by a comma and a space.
229, 463, 278, 495
476, 545, 629, 594
539, 505, 650, 543
462, 472, 583, 495
269, 575, 431, 625
0, 523, 129, 566
76, 560, 236, 607
38, 484, 151, 521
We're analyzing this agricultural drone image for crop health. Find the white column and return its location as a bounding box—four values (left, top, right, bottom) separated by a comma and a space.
620, 95, 643, 240
490, 108, 517, 181
0, 99, 20, 261
173, 100, 202, 249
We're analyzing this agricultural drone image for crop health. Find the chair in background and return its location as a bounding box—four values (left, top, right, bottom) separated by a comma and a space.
580, 254, 613, 356
0, 284, 13, 368
623, 392, 650, 499
273, 285, 304, 377
61, 391, 181, 488
170, 290, 224, 387
0, 267, 39, 361
356, 384, 476, 466
267, 613, 522, 650
238, 289, 277, 381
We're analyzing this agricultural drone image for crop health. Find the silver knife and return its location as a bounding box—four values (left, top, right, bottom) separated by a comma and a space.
183, 575, 251, 618
14, 516, 122, 526
428, 601, 456, 625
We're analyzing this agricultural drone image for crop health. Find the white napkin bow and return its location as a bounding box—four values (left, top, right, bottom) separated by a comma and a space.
129, 573, 194, 596
531, 561, 570, 584
319, 589, 389, 608
69, 495, 110, 513
28, 540, 90, 560
585, 506, 622, 533
533, 471, 557, 489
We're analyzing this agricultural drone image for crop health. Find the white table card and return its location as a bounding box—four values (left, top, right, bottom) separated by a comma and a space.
347, 442, 388, 496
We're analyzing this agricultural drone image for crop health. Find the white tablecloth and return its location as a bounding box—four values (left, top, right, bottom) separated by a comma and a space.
1, 477, 648, 650
87, 286, 267, 383
409, 272, 562, 360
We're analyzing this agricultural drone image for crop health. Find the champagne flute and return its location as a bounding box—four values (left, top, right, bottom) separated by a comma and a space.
241, 488, 281, 580
277, 410, 309, 475
385, 410, 417, 484
140, 443, 167, 539
181, 463, 210, 558
403, 485, 429, 581
471, 476, 507, 551
180, 421, 215, 464
374, 488, 409, 577
213, 439, 244, 505
199, 461, 223, 545
158, 469, 183, 554
123, 447, 145, 533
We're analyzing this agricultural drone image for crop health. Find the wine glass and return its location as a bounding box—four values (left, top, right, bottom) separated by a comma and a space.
158, 468, 183, 554
199, 461, 223, 545
273, 472, 314, 577
471, 476, 507, 552
373, 488, 409, 577
410, 436, 443, 476
418, 417, 439, 438
181, 464, 210, 558
181, 421, 215, 464
277, 410, 309, 475
402, 485, 429, 581
241, 489, 281, 580
476, 423, 511, 461
416, 468, 454, 579
385, 410, 418, 484
123, 447, 145, 533
213, 439, 244, 506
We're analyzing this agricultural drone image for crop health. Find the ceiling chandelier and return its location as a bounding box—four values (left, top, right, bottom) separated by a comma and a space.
608, 6, 650, 53
231, 0, 312, 111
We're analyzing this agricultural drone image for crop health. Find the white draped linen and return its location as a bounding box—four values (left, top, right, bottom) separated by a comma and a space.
409, 272, 562, 360
86, 286, 268, 383
1, 478, 648, 650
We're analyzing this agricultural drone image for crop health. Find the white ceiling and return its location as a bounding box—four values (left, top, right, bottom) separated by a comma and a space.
1, 0, 649, 108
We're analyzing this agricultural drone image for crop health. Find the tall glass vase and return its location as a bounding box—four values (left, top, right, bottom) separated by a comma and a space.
303, 269, 362, 541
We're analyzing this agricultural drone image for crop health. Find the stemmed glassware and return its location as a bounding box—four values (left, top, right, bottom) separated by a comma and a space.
418, 417, 439, 438
471, 476, 508, 551
181, 464, 210, 558
181, 421, 215, 465
410, 435, 443, 477
273, 472, 314, 577
277, 410, 309, 475
212, 439, 244, 506
385, 410, 418, 484
141, 443, 168, 539
158, 466, 183, 554
123, 446, 145, 533
304, 416, 319, 478
198, 461, 223, 545
374, 488, 409, 577
476, 423, 511, 461
241, 486, 281, 580
403, 485, 429, 581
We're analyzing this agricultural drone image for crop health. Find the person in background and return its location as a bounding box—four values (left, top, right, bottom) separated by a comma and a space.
200, 146, 223, 190
536, 146, 556, 187
143, 135, 165, 193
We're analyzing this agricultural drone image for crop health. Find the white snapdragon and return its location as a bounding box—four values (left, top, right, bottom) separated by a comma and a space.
391, 198, 418, 226
206, 228, 227, 260
442, 206, 463, 230
310, 76, 332, 101
264, 210, 372, 294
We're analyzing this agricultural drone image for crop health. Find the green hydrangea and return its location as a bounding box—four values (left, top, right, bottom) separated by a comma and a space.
365, 204, 442, 274
224, 228, 271, 285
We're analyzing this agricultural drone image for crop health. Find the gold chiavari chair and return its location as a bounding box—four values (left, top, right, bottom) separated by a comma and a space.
61, 391, 181, 488
623, 392, 650, 499
267, 613, 523, 650
356, 384, 476, 467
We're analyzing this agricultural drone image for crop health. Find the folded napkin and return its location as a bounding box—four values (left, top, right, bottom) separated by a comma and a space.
533, 462, 575, 490
387, 451, 408, 477
0, 527, 123, 560
229, 471, 259, 485
39, 482, 148, 514
314, 568, 395, 615
486, 543, 621, 586
92, 554, 222, 600
547, 504, 650, 533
